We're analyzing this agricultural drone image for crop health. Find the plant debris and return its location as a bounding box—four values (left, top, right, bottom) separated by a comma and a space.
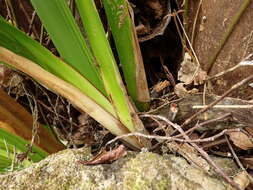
78, 145, 127, 165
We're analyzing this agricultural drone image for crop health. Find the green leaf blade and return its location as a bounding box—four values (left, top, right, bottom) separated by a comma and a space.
30, 0, 105, 93
0, 129, 47, 162
103, 0, 150, 111
0, 129, 48, 173
0, 48, 143, 148
75, 0, 135, 131
0, 17, 115, 116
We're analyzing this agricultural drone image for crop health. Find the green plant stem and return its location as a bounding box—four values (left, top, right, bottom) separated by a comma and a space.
75, 0, 151, 149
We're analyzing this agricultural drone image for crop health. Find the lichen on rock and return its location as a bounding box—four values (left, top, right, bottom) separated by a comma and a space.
0, 148, 237, 190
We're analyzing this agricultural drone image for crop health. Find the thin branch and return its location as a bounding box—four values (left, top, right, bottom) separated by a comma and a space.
18, 1, 39, 38
182, 0, 189, 46
225, 135, 244, 170
174, 113, 231, 138
176, 13, 200, 67
207, 54, 253, 81
191, 0, 203, 44
152, 115, 241, 190
193, 105, 253, 109
182, 74, 253, 127
108, 113, 241, 189
106, 127, 239, 145
4, 0, 18, 27
28, 11, 37, 36
225, 135, 253, 184
175, 12, 201, 84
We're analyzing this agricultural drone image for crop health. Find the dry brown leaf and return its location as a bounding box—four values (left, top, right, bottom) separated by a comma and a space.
228, 131, 253, 150
174, 83, 189, 98
78, 145, 127, 165
174, 83, 198, 98
146, 0, 163, 19
193, 69, 208, 85
153, 80, 170, 93
233, 171, 250, 190
245, 127, 253, 137
178, 53, 207, 85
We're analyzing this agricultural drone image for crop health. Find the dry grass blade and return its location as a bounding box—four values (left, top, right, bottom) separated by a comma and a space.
0, 47, 143, 148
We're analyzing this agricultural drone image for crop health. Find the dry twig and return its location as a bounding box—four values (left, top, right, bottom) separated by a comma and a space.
174, 113, 231, 138
190, 0, 203, 44
108, 114, 241, 189
182, 74, 253, 127
226, 135, 253, 183
152, 115, 241, 190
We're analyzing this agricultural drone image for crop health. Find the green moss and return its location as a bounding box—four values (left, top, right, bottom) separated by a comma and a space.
0, 148, 238, 190
121, 152, 171, 190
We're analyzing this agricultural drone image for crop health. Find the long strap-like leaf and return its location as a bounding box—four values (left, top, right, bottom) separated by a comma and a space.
0, 128, 47, 163
0, 17, 115, 117
103, 0, 150, 111
0, 47, 144, 148
30, 0, 105, 94
75, 0, 148, 134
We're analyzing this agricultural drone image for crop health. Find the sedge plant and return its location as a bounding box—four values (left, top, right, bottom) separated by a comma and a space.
0, 0, 151, 165
0, 88, 63, 173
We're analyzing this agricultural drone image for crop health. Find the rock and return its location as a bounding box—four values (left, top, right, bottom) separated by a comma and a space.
0, 148, 237, 190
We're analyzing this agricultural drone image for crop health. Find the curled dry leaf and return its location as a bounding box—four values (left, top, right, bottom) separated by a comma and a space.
194, 69, 208, 85
178, 53, 207, 85
174, 83, 189, 98
228, 131, 253, 150
78, 145, 127, 165
174, 83, 198, 98
137, 0, 171, 42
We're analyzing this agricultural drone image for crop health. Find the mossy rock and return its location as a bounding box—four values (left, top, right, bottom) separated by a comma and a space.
0, 148, 237, 190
